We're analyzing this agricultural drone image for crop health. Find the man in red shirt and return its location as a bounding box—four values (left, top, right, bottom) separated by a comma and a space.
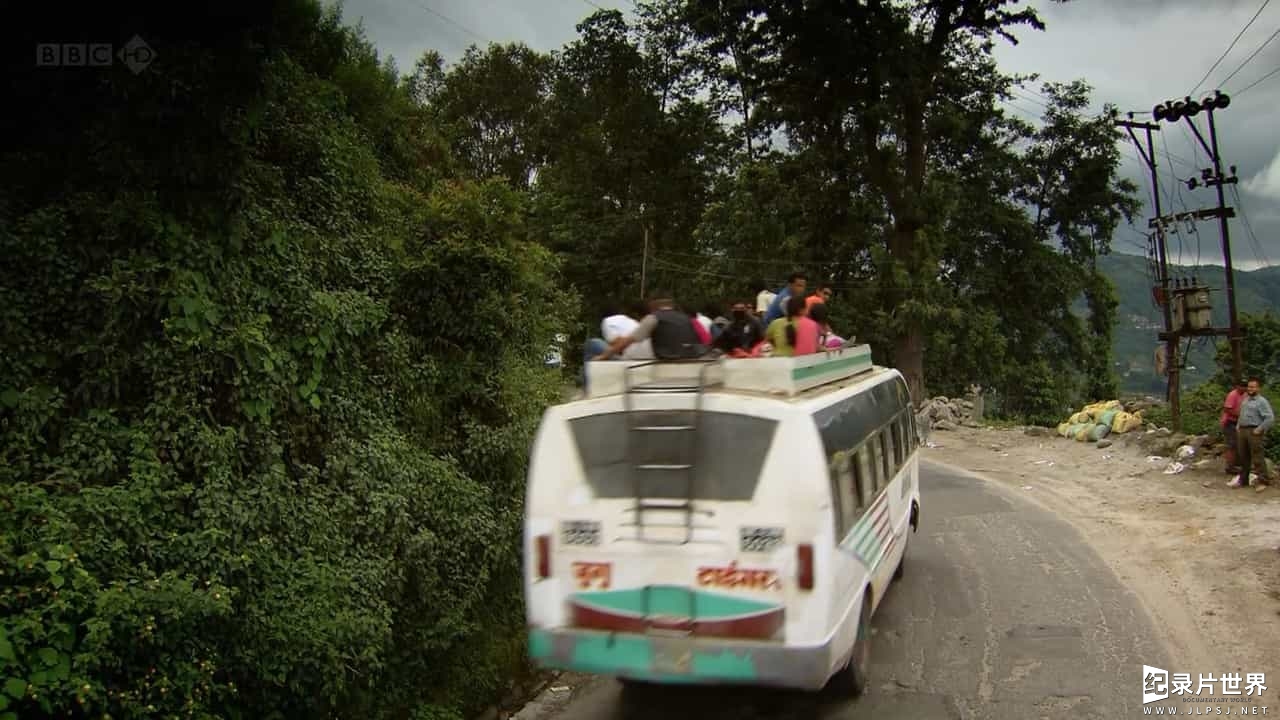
1221, 379, 1248, 473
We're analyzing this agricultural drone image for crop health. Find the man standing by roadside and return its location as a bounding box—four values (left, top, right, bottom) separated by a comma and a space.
1221, 379, 1248, 474
1230, 377, 1275, 491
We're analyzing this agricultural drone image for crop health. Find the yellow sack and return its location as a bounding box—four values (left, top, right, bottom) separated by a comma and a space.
1077, 400, 1120, 425
1069, 411, 1092, 425
1073, 426, 1092, 442
1118, 411, 1144, 433
1057, 422, 1072, 437
1110, 411, 1132, 433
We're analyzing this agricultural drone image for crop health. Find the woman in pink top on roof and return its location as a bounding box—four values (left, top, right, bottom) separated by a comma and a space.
807, 303, 845, 349
785, 295, 821, 355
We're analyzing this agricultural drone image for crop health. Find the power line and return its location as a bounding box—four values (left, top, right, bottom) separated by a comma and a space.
403, 0, 491, 44
1011, 88, 1051, 109
657, 249, 875, 267
1233, 64, 1280, 95
1218, 25, 1280, 88
1190, 0, 1272, 94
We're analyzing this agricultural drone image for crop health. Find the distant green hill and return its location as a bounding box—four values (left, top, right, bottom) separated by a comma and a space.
1093, 253, 1280, 394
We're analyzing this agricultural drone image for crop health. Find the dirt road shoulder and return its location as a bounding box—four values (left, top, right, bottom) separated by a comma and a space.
924, 425, 1280, 680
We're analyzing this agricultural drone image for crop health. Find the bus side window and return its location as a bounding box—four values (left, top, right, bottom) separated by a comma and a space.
882, 427, 895, 479
854, 446, 874, 510
833, 453, 855, 537
875, 430, 885, 486
867, 437, 885, 494
891, 417, 904, 465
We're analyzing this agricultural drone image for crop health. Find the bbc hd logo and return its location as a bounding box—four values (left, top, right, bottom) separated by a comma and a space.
36, 35, 155, 74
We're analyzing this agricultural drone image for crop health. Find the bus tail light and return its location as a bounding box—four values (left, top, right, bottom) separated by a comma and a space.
535, 534, 551, 579
797, 543, 814, 590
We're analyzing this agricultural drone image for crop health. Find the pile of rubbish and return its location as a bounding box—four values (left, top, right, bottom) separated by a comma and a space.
1055, 400, 1145, 443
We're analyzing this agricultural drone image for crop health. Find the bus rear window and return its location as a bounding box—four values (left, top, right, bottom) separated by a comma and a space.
567, 411, 778, 501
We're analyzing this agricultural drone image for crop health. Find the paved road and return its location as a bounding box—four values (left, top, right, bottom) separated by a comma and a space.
525, 461, 1171, 720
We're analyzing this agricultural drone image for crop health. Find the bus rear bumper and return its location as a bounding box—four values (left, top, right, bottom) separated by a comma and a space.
527, 627, 834, 690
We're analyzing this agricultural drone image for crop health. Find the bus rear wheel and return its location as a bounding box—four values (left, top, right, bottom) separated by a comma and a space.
833, 595, 873, 697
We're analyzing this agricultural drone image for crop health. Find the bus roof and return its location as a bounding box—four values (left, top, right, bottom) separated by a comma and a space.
577, 345, 901, 407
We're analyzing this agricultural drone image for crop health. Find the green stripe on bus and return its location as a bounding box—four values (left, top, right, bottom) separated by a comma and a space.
575, 587, 780, 619
790, 351, 872, 382
528, 629, 761, 682
847, 519, 876, 550
856, 531, 882, 559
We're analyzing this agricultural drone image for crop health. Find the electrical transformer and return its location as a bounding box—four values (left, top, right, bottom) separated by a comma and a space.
1182, 286, 1213, 330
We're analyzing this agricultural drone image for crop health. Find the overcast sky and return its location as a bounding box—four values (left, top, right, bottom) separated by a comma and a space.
340, 0, 1280, 272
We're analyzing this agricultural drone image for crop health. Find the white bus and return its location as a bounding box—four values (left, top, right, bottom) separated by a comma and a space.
523, 347, 922, 696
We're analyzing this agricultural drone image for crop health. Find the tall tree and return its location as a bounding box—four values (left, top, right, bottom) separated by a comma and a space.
533, 10, 725, 338
415, 43, 554, 189
687, 0, 1045, 402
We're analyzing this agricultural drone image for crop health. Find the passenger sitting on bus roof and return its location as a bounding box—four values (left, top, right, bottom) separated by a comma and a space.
714, 299, 766, 354
762, 272, 807, 326
600, 301, 654, 360
595, 290, 709, 361
804, 283, 832, 312
765, 295, 819, 357
688, 306, 715, 343
704, 303, 730, 339
687, 307, 713, 345
807, 303, 845, 349
754, 279, 776, 318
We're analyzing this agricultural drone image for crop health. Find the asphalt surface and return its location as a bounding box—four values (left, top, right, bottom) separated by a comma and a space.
520, 461, 1172, 720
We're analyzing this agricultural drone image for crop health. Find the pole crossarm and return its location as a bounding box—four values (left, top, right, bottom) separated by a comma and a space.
1147, 207, 1236, 228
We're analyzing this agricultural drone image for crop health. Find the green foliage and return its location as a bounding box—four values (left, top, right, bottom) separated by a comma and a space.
1101, 255, 1280, 393
1212, 312, 1280, 386
1141, 382, 1225, 440
2, 4, 567, 719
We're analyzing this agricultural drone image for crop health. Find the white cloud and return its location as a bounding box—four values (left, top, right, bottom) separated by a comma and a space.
1243, 150, 1280, 200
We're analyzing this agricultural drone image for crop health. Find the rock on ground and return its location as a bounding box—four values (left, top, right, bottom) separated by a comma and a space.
919, 394, 981, 431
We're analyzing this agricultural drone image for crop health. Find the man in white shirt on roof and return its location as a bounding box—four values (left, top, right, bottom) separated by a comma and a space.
755, 279, 776, 317
601, 302, 654, 360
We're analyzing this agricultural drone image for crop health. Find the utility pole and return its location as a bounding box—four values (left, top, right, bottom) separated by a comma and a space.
640, 224, 649, 300
1179, 96, 1244, 383
1117, 115, 1181, 429
1130, 90, 1247, 434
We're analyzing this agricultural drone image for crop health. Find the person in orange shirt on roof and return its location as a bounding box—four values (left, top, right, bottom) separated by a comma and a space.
804, 282, 832, 312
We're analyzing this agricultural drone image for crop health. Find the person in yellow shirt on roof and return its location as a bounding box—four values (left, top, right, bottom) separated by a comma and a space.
765, 295, 820, 357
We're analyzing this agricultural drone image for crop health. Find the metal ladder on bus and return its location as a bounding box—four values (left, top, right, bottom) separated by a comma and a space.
622, 358, 722, 545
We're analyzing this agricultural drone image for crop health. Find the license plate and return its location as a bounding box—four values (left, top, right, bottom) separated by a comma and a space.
651, 635, 693, 675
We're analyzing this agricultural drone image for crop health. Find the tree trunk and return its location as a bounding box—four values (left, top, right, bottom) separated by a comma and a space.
888, 224, 927, 405
896, 325, 926, 406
